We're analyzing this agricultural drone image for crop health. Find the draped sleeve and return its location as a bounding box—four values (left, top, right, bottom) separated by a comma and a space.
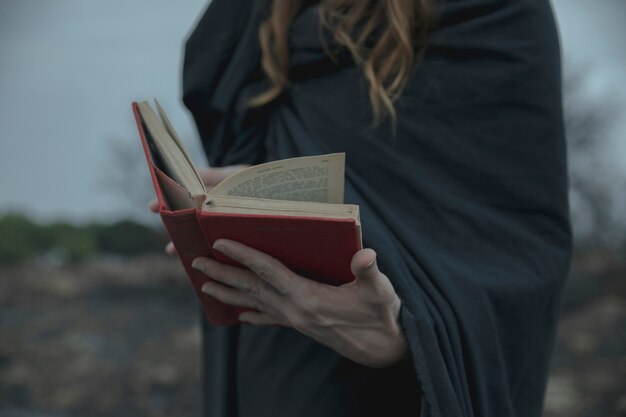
182, 0, 272, 167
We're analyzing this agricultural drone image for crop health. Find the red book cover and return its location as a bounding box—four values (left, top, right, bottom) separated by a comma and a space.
132, 101, 361, 325
199, 212, 360, 287
133, 102, 239, 324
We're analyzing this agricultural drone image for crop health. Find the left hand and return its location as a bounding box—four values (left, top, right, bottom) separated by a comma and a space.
191, 239, 409, 368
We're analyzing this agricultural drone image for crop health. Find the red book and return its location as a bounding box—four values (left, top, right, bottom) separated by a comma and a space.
132, 100, 362, 325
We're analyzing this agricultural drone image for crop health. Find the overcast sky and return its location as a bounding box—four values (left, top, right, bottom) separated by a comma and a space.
0, 0, 624, 223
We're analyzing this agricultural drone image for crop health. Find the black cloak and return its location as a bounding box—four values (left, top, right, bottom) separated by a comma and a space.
181, 1, 573, 416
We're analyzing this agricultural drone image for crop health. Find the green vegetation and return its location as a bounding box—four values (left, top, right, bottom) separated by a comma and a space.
0, 213, 168, 265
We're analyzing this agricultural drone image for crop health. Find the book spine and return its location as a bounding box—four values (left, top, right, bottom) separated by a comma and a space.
161, 208, 239, 325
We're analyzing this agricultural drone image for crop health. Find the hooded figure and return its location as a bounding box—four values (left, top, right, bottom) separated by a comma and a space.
182, 0, 572, 416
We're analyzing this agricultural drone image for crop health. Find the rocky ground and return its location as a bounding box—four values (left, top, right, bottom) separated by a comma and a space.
0, 256, 201, 416
544, 254, 626, 417
0, 253, 624, 416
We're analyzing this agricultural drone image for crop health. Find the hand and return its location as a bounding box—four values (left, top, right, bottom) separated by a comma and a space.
191, 239, 410, 368
148, 165, 250, 255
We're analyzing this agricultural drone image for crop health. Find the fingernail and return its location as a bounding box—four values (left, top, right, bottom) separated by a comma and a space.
191, 258, 201, 269
366, 253, 377, 268
201, 283, 211, 294
212, 240, 223, 251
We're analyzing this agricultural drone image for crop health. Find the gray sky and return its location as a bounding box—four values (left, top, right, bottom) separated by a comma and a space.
552, 0, 626, 166
0, 0, 206, 222
0, 0, 624, 223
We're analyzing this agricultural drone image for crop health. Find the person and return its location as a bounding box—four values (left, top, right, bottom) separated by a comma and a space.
150, 0, 572, 416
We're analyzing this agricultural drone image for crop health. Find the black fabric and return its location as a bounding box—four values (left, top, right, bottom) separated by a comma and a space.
182, 0, 573, 416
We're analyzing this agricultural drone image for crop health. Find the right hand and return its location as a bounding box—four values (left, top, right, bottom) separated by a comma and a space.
148, 164, 250, 255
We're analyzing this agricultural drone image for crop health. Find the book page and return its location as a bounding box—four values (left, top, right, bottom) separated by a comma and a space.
208, 153, 345, 204
137, 100, 206, 197
203, 195, 360, 219
154, 99, 205, 190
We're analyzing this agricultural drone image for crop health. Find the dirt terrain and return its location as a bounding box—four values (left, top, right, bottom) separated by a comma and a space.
0, 253, 624, 416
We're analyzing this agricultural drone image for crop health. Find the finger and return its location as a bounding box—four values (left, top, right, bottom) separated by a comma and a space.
165, 241, 177, 256
350, 248, 379, 282
192, 257, 283, 308
349, 249, 399, 310
201, 280, 262, 311
238, 311, 284, 326
148, 199, 160, 213
212, 239, 303, 296
200, 165, 250, 187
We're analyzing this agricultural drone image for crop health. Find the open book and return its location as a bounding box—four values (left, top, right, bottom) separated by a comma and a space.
132, 99, 362, 325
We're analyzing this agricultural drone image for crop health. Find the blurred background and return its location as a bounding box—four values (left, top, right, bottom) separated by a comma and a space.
0, 0, 624, 416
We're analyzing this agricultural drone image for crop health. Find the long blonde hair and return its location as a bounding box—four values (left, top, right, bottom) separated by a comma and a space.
249, 0, 435, 129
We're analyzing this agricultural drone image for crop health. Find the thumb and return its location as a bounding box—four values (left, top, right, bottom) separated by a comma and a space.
350, 248, 379, 282
147, 199, 160, 213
